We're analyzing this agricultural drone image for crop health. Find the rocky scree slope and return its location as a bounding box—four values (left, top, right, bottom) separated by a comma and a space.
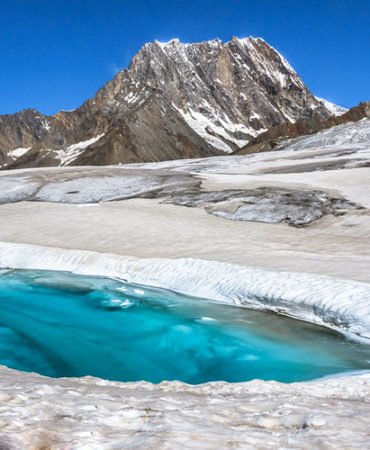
1, 37, 338, 169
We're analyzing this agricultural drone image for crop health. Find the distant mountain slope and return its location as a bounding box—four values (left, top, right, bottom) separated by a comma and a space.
1, 37, 341, 170
279, 116, 370, 152
234, 101, 370, 155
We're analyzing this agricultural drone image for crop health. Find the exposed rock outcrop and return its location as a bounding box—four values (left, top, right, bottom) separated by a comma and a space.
165, 188, 361, 226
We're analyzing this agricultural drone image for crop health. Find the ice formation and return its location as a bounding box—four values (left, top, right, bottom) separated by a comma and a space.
1, 242, 369, 342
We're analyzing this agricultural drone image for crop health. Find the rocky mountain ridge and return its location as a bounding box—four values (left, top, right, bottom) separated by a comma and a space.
235, 101, 370, 155
1, 37, 342, 170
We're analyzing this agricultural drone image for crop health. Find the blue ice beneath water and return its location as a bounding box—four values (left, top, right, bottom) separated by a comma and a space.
0, 269, 369, 384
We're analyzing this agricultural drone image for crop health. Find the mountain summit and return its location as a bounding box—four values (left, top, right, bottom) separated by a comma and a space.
0, 37, 343, 169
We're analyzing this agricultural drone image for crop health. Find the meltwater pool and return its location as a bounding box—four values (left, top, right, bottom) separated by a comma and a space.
0, 269, 369, 384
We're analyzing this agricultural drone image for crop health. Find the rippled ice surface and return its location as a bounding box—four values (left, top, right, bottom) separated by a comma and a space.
0, 269, 369, 384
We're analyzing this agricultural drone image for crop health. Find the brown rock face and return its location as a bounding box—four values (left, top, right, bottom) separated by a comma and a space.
1, 37, 339, 170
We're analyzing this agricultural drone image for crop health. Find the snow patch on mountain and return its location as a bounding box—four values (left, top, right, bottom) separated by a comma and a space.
0, 147, 32, 169
8, 147, 31, 159
52, 134, 105, 166
174, 105, 253, 153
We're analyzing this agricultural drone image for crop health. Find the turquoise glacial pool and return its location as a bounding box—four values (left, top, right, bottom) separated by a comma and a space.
0, 269, 369, 384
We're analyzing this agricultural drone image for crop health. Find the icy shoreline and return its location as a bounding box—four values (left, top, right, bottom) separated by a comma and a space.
1, 241, 370, 342
0, 365, 369, 449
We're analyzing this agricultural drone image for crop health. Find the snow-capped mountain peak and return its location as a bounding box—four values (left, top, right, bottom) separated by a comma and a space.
1, 36, 343, 169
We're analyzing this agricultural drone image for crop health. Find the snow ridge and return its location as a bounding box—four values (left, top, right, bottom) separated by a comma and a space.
315, 97, 348, 117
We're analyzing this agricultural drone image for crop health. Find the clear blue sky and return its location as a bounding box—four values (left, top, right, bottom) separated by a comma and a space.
1, 0, 369, 115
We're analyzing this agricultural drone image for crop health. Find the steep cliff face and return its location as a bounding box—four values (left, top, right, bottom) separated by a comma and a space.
1, 37, 340, 169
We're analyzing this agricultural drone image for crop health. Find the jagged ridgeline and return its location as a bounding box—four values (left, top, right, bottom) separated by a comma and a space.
0, 37, 345, 169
